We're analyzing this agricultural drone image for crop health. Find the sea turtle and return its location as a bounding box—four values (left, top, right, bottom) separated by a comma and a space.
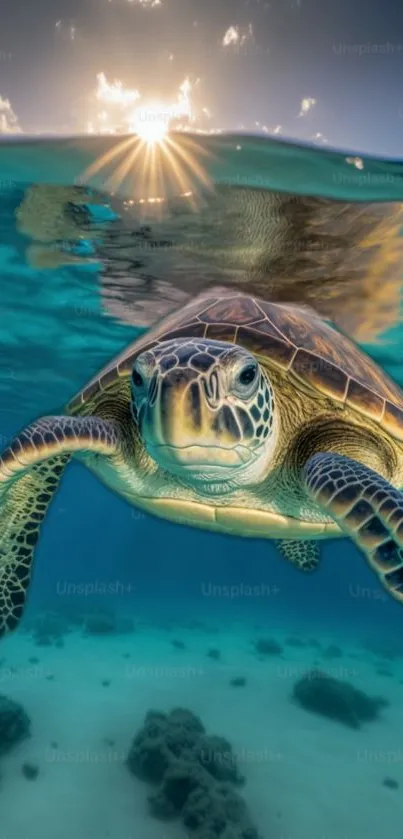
2, 288, 403, 635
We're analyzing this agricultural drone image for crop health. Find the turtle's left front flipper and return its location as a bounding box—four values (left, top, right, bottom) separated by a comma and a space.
303, 451, 403, 604
0, 416, 119, 636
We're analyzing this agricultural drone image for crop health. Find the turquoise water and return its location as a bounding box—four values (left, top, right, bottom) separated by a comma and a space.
1, 133, 403, 838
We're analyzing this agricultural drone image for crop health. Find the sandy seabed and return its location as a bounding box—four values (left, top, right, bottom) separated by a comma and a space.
0, 624, 402, 839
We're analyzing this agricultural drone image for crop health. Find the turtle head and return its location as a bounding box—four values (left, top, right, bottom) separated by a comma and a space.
130, 337, 277, 492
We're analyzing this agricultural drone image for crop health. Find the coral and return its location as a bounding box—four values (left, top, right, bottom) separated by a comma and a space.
83, 613, 116, 635
169, 708, 205, 734
207, 648, 221, 661
149, 761, 211, 819
127, 710, 174, 783
383, 777, 399, 790
293, 669, 388, 729
22, 762, 39, 780
127, 708, 259, 839
362, 639, 403, 660
230, 678, 247, 688
31, 610, 70, 645
83, 610, 137, 636
0, 695, 31, 754
183, 783, 261, 839
171, 639, 186, 650
253, 638, 282, 656
198, 735, 244, 785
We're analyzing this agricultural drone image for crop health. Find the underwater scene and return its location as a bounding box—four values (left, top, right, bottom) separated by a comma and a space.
1, 131, 403, 839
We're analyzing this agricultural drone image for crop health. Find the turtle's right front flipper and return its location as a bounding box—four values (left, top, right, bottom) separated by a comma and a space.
0, 416, 119, 636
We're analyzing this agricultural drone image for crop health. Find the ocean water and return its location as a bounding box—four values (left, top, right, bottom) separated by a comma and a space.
1, 132, 403, 838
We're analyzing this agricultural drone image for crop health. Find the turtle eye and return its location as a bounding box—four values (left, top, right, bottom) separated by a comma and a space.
237, 363, 258, 387
132, 369, 144, 388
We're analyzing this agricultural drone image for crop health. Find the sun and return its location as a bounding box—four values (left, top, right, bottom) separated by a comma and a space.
130, 105, 169, 145
82, 74, 214, 203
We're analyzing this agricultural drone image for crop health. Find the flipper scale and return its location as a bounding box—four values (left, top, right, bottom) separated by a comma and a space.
304, 452, 403, 602
0, 415, 120, 635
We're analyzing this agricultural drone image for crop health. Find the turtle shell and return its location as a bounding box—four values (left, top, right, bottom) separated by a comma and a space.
68, 289, 403, 441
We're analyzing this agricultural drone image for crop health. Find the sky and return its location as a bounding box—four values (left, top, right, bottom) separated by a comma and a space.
0, 0, 403, 156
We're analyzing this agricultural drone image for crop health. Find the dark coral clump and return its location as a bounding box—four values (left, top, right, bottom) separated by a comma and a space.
127, 708, 261, 839
253, 638, 282, 656
127, 708, 243, 785
182, 782, 260, 839
383, 777, 399, 790
207, 648, 221, 661
83, 613, 116, 635
293, 669, 388, 729
198, 734, 244, 785
83, 610, 136, 635
0, 695, 31, 754
30, 610, 70, 646
230, 677, 247, 688
127, 711, 171, 783
171, 639, 186, 650
362, 639, 403, 661
22, 761, 39, 780
149, 761, 210, 819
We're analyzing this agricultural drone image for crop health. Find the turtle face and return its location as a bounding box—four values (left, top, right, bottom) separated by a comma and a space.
130, 337, 277, 492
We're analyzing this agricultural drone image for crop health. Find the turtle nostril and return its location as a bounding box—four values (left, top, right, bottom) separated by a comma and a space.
132, 369, 144, 388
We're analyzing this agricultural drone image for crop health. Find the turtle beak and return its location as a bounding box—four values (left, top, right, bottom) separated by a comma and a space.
139, 368, 252, 470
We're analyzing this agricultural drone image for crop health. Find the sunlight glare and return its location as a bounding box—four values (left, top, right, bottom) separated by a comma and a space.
82, 74, 215, 202
130, 106, 169, 145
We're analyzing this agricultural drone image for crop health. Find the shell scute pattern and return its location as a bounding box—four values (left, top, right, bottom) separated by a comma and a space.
68, 293, 403, 441
237, 326, 295, 369
198, 295, 264, 325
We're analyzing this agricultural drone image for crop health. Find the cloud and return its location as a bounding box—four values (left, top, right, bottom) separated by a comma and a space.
0, 95, 22, 134
222, 26, 240, 46
222, 24, 253, 48
127, 0, 162, 6
298, 97, 316, 116
89, 73, 196, 135
312, 131, 328, 144
95, 73, 141, 107
55, 19, 78, 40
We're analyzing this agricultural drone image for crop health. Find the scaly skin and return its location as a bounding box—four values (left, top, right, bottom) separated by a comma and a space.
0, 417, 120, 635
